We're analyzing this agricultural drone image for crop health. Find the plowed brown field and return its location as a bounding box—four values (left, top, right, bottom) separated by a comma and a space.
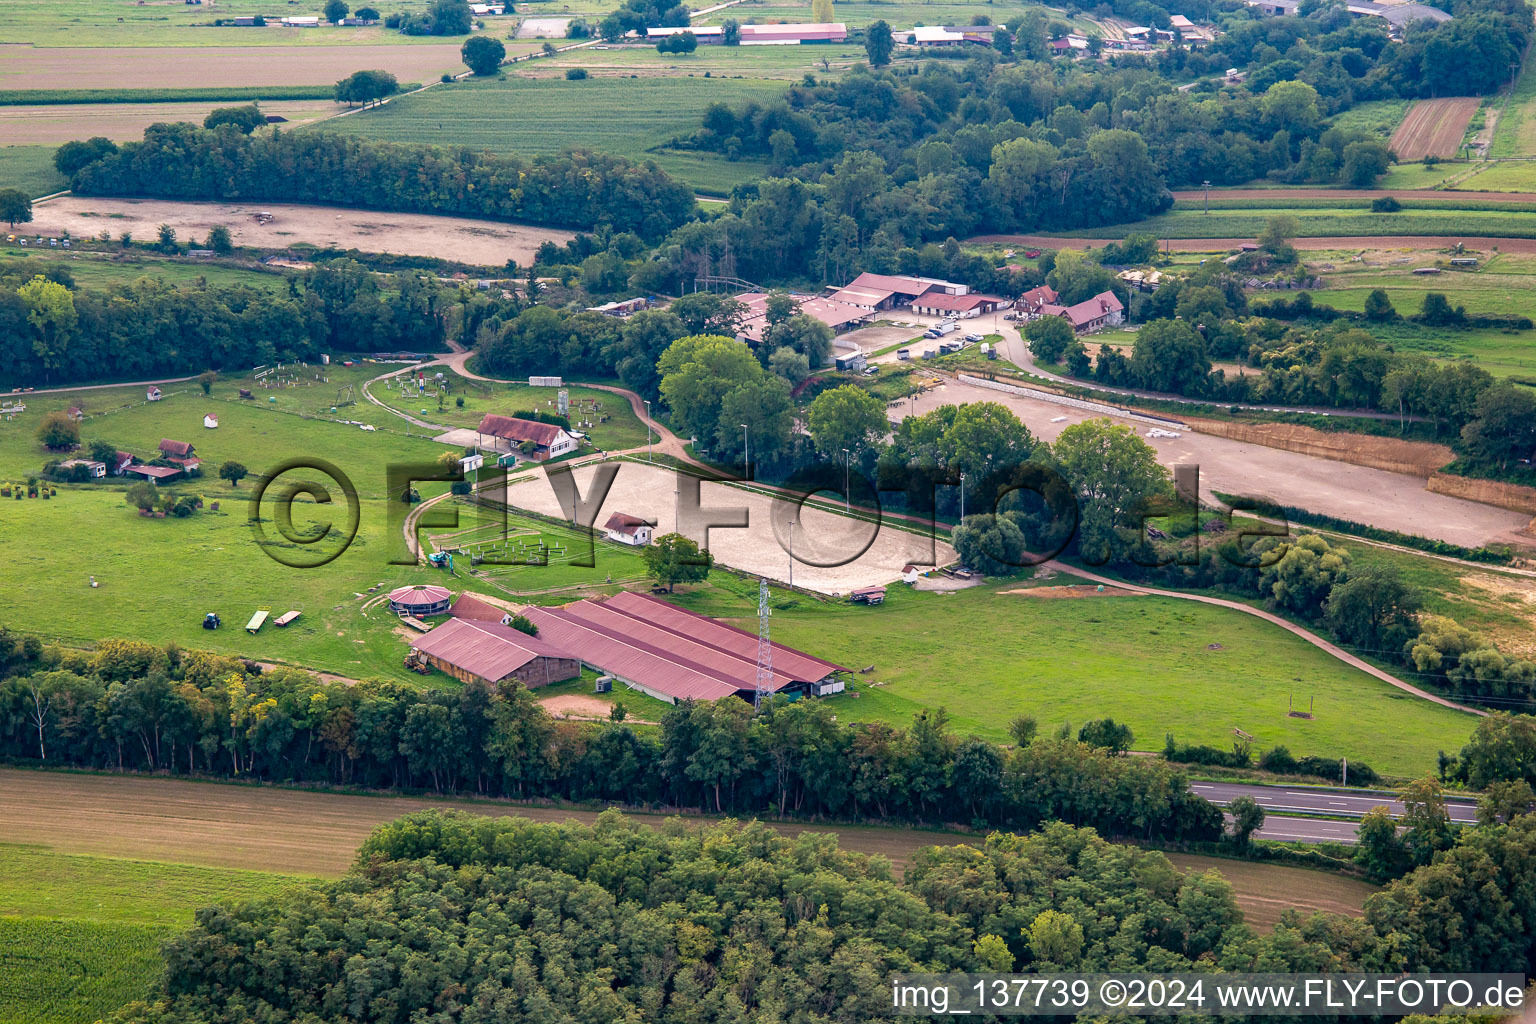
1389, 97, 1480, 161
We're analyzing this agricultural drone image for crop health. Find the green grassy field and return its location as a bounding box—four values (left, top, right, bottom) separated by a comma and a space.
1180, 196, 1536, 213
0, 844, 306, 1024
313, 75, 787, 192
369, 371, 650, 450
1454, 160, 1536, 192
1378, 161, 1468, 190
1489, 51, 1536, 159
671, 575, 1479, 776
0, 366, 648, 679
0, 249, 293, 291
1292, 252, 1536, 376
0, 145, 68, 199
1065, 206, 1536, 239
1326, 98, 1410, 141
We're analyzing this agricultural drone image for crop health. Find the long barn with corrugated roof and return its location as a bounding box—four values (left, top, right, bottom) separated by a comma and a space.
520, 592, 848, 704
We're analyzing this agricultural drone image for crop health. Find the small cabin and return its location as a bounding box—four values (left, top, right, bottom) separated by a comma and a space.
604, 512, 653, 546
146, 387, 162, 402
203, 414, 219, 429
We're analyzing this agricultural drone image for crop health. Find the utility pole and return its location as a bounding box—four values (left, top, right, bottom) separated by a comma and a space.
788, 520, 796, 589
643, 399, 652, 463
741, 423, 750, 480
843, 448, 851, 512
1203, 179, 1211, 215
960, 471, 966, 522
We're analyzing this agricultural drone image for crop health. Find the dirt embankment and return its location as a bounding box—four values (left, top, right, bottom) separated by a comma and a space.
1184, 418, 1454, 479
1426, 473, 1536, 528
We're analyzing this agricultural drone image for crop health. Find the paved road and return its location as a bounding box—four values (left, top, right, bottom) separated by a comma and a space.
1194, 781, 1480, 823
1254, 815, 1366, 844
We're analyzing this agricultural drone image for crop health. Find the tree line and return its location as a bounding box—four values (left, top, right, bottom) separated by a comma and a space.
63, 122, 696, 240
105, 802, 1536, 1022
1030, 253, 1535, 480
0, 633, 1219, 840
0, 258, 445, 386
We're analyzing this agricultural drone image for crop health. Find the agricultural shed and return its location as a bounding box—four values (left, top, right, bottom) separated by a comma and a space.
520, 591, 848, 704
159, 439, 199, 468
603, 512, 653, 546
829, 272, 967, 311
58, 458, 107, 478
387, 584, 453, 617
409, 617, 579, 688
739, 22, 847, 42
122, 464, 182, 484
910, 292, 1010, 317
448, 592, 515, 625
734, 292, 870, 343
476, 414, 576, 462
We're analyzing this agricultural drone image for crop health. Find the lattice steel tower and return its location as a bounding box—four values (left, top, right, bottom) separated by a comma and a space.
754, 577, 773, 710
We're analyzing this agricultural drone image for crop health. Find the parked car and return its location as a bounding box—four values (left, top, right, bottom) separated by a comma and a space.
964, 333, 983, 342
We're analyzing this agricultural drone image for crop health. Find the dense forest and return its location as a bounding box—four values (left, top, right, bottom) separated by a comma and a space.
0, 258, 445, 385
104, 807, 1536, 1022
65, 124, 696, 239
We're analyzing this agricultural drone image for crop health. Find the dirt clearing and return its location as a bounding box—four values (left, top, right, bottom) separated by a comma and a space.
1390, 98, 1480, 161
30, 195, 575, 265
1004, 585, 1140, 599
0, 43, 465, 90
540, 693, 657, 723
1459, 572, 1536, 658
0, 100, 343, 146
0, 768, 1375, 923
909, 377, 1534, 550
501, 461, 957, 593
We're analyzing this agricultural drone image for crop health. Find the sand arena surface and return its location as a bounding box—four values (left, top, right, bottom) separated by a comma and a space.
30, 195, 575, 265
503, 461, 957, 593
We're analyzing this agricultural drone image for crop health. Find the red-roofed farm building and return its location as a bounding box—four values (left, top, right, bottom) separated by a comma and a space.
910, 291, 1011, 318
410, 617, 580, 688
476, 415, 577, 462
521, 591, 849, 704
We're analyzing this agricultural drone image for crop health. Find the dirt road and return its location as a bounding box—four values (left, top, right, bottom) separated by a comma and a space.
1170, 188, 1536, 203
907, 376, 1533, 550
30, 196, 574, 266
